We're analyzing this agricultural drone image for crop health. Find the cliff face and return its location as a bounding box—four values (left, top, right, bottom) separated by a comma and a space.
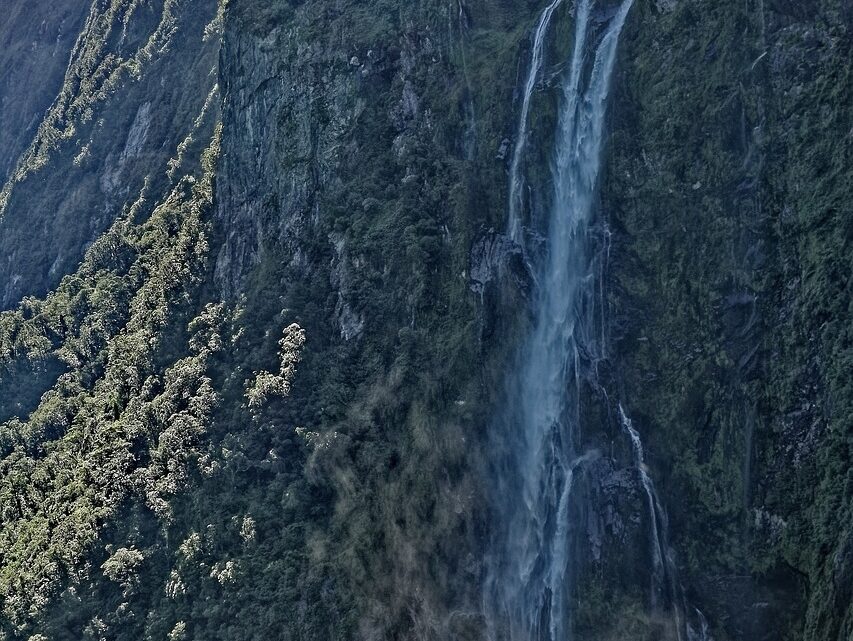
0, 1, 849, 641
604, 3, 852, 639
0, 0, 220, 308
0, 2, 90, 183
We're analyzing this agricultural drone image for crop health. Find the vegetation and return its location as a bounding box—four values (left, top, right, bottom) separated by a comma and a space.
605, 1, 852, 638
0, 1, 849, 640
0, 124, 222, 631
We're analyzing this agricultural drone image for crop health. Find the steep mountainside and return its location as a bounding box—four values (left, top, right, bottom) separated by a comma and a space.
0, 1, 849, 641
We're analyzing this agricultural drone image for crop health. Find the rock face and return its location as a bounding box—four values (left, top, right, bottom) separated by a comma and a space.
602, 2, 852, 640
0, 1, 850, 641
468, 231, 525, 296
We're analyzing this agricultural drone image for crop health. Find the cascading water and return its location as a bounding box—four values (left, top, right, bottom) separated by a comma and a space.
506, 0, 564, 244
485, 1, 634, 639
619, 406, 715, 641
619, 406, 682, 635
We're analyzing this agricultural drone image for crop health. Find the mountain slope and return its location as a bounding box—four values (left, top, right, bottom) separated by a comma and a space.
0, 1, 849, 640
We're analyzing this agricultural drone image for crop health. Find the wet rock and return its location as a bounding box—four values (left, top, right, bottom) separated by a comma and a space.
468, 231, 525, 296
585, 456, 643, 553
329, 232, 365, 342
496, 137, 510, 160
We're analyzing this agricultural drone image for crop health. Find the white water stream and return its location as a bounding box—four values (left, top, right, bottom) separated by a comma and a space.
485, 2, 634, 639
506, 0, 565, 244
619, 406, 715, 641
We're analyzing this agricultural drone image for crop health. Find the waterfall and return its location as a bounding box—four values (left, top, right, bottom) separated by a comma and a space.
485, 1, 634, 639
618, 406, 680, 633
619, 406, 715, 641
618, 406, 667, 600
506, 0, 565, 244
